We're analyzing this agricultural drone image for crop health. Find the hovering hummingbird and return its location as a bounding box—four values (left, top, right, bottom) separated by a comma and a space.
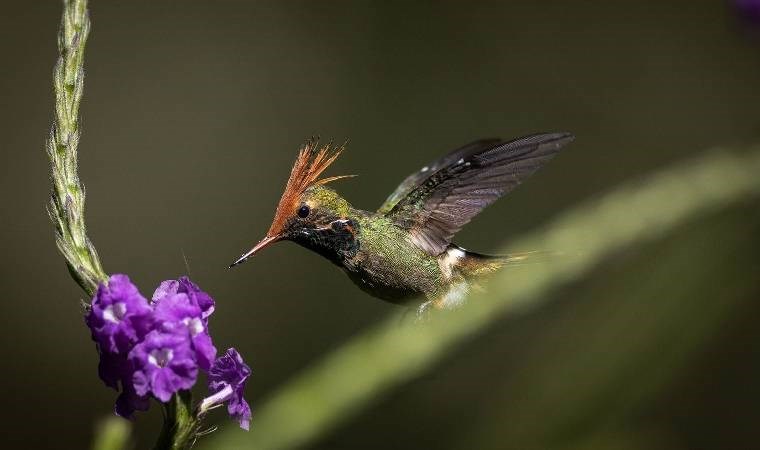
230, 132, 573, 314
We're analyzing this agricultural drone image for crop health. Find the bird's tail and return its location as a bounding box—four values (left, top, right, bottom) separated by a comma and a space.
453, 245, 568, 279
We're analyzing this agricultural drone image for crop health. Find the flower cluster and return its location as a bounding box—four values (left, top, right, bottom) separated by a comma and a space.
85, 274, 251, 429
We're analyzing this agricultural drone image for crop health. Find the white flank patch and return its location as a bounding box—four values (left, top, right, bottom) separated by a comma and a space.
439, 247, 466, 279
441, 282, 469, 309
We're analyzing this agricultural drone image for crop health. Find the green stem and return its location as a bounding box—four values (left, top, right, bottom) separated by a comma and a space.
153, 391, 201, 450
47, 0, 106, 297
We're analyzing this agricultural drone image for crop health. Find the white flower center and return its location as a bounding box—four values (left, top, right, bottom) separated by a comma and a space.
182, 317, 204, 336
148, 348, 174, 368
103, 302, 127, 323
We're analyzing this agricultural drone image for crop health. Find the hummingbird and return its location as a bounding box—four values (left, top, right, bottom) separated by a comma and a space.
230, 132, 573, 314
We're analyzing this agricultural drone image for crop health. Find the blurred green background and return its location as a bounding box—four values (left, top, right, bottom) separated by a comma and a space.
2, 1, 759, 448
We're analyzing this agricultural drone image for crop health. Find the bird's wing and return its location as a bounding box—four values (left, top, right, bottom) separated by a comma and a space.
383, 132, 574, 256
377, 139, 503, 215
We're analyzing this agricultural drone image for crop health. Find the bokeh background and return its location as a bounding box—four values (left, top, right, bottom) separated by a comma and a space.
2, 1, 759, 448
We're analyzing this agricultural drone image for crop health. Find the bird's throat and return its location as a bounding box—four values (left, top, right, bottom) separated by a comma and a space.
291, 217, 361, 267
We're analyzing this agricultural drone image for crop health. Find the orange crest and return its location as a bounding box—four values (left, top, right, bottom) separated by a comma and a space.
267, 138, 352, 236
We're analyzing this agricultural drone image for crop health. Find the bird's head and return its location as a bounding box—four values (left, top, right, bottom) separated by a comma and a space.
230, 139, 354, 267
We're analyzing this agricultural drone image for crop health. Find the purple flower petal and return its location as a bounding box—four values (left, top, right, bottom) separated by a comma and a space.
153, 292, 217, 370
132, 369, 150, 398
115, 381, 150, 419
153, 276, 215, 320
192, 332, 217, 371
178, 277, 215, 319
228, 396, 252, 431
152, 280, 179, 304
207, 348, 252, 430
86, 274, 154, 354
129, 330, 199, 403
149, 370, 176, 403
154, 293, 200, 327
97, 351, 130, 390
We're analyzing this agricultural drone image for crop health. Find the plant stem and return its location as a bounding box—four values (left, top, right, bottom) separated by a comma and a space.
153, 391, 201, 450
47, 0, 107, 297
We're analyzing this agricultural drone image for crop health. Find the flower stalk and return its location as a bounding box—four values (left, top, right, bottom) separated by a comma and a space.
153, 391, 200, 450
47, 0, 106, 297
45, 2, 252, 449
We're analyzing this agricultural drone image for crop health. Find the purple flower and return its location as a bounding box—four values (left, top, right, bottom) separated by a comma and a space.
178, 277, 215, 319
86, 274, 153, 354
153, 276, 215, 320
97, 350, 130, 390
129, 330, 199, 402
115, 381, 150, 419
96, 351, 150, 418
86, 274, 245, 428
204, 348, 252, 430
154, 292, 217, 370
152, 279, 179, 304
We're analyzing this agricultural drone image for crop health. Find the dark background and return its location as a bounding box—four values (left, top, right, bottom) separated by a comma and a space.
1, 1, 759, 449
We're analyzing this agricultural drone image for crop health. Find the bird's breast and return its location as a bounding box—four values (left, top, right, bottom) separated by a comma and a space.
341, 223, 444, 304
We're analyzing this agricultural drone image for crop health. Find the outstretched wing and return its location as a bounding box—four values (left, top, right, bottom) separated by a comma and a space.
384, 132, 574, 255
377, 139, 502, 215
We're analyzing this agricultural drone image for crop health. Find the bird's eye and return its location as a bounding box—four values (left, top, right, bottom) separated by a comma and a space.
297, 204, 310, 218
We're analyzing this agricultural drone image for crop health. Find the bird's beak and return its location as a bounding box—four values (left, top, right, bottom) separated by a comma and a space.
229, 235, 280, 268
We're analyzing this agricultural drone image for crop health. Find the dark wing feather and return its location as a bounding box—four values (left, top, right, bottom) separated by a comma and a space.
385, 132, 574, 255
377, 139, 502, 215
